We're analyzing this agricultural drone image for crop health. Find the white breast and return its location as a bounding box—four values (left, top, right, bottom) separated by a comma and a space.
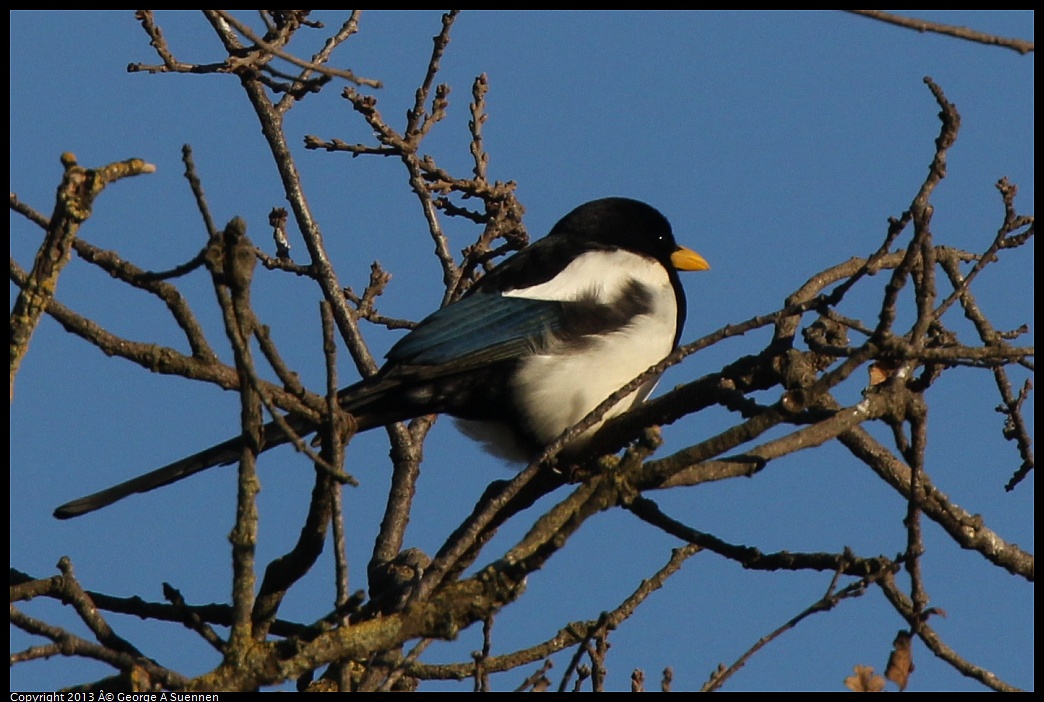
458, 250, 678, 460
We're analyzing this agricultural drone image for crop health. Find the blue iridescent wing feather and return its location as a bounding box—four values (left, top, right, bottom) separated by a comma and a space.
386, 293, 563, 368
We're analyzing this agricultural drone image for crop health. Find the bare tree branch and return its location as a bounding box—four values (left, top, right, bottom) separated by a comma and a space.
846, 10, 1034, 54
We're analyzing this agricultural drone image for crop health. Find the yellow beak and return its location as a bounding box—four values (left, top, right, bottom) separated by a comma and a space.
671, 245, 710, 272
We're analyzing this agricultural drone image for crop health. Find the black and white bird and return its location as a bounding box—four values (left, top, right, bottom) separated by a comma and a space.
54, 197, 709, 519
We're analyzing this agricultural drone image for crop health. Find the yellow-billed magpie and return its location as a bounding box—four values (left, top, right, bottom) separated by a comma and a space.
54, 198, 708, 519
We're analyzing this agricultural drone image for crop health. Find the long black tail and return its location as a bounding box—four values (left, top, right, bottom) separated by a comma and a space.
52, 413, 313, 519
52, 371, 415, 519
52, 364, 478, 519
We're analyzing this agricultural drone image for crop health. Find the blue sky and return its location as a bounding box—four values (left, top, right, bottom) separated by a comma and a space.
10, 11, 1033, 692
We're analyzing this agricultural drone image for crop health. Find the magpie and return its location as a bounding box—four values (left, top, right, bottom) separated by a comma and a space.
54, 197, 709, 519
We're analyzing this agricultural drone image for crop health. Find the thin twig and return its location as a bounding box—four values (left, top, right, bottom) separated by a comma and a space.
846, 10, 1034, 55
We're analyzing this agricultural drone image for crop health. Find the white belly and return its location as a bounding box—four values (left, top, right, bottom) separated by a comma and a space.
511, 309, 673, 446
457, 250, 678, 461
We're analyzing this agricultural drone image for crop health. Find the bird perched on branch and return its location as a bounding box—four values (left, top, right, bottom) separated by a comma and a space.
54, 197, 709, 519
